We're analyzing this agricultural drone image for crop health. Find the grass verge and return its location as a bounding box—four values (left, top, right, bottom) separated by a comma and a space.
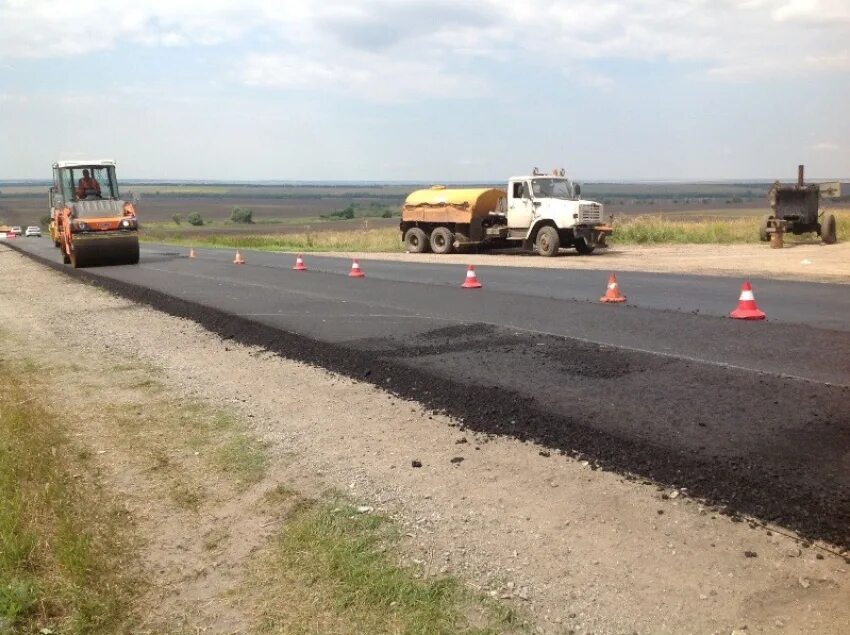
99, 380, 269, 494
142, 226, 402, 253
0, 359, 134, 634
144, 212, 849, 252
253, 498, 527, 635
610, 211, 850, 245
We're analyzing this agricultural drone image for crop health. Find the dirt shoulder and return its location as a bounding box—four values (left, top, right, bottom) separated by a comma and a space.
2, 245, 848, 635
319, 241, 850, 284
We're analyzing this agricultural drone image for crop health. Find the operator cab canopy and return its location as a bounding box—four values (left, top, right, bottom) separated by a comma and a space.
53, 159, 119, 202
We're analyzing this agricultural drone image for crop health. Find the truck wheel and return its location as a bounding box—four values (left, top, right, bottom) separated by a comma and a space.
430, 227, 454, 254
759, 216, 770, 242
574, 238, 595, 255
821, 214, 837, 244
535, 226, 560, 257
404, 227, 430, 253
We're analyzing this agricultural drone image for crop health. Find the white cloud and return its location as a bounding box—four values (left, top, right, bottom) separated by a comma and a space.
812, 142, 840, 151
1, 0, 848, 97
240, 52, 481, 101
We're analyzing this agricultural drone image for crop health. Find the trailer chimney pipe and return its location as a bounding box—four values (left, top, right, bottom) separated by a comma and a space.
798, 164, 805, 187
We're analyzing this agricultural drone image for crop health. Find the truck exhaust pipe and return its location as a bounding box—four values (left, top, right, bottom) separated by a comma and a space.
798, 164, 805, 187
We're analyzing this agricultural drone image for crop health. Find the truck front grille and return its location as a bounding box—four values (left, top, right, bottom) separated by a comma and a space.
578, 203, 603, 224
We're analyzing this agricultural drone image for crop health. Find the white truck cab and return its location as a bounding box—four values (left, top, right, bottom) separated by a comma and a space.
500, 169, 608, 255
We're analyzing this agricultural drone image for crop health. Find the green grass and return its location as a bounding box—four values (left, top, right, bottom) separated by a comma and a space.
0, 360, 134, 634
144, 211, 850, 253
144, 227, 403, 253
100, 374, 269, 494
610, 211, 850, 245
213, 436, 268, 486
253, 499, 527, 635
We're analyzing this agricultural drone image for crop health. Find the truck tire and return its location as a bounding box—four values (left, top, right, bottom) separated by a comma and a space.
430, 227, 454, 254
404, 227, 430, 253
574, 238, 595, 255
821, 214, 837, 244
535, 226, 560, 257
759, 216, 770, 242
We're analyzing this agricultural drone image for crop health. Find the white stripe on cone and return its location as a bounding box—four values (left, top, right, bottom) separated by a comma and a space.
739, 290, 754, 301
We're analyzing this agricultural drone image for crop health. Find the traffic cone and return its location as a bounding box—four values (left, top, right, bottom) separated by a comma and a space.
461, 265, 482, 289
233, 250, 245, 265
349, 259, 365, 278
293, 254, 307, 271
189, 247, 196, 259
600, 273, 626, 303
729, 281, 765, 320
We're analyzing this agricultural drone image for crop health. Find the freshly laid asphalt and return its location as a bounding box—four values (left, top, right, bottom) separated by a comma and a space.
9, 238, 850, 550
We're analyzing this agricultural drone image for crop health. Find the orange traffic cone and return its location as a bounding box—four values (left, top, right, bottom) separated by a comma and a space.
233, 250, 245, 265
729, 281, 765, 320
188, 247, 196, 259
349, 259, 365, 278
600, 273, 626, 303
293, 254, 307, 271
461, 265, 482, 289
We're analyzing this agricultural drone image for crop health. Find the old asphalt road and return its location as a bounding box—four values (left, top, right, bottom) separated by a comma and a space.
10, 239, 850, 551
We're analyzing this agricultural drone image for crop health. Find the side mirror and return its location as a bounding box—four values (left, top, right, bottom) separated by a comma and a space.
574, 183, 582, 198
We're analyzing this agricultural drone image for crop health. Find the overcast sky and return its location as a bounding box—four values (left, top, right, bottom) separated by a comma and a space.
1, 0, 848, 181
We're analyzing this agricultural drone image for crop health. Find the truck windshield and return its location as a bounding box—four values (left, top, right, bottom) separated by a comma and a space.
531, 178, 573, 200
61, 166, 118, 202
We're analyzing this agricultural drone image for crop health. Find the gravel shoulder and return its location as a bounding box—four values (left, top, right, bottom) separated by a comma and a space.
2, 245, 848, 635
319, 241, 850, 284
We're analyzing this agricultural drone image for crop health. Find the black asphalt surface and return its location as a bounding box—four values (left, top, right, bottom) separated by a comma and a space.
8, 238, 850, 550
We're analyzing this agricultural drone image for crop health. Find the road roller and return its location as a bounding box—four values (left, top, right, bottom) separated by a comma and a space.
49, 160, 139, 268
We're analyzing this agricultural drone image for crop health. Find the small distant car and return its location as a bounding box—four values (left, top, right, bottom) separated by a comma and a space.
11, 226, 22, 235
25, 226, 41, 237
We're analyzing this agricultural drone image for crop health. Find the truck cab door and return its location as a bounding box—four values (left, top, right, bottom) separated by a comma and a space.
508, 180, 534, 229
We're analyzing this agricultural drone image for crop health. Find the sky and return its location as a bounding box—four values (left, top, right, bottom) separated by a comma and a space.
0, 0, 849, 181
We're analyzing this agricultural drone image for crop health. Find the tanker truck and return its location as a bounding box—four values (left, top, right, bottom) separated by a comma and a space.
400, 169, 612, 256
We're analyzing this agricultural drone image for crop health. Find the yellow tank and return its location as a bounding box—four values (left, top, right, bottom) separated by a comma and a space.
403, 186, 505, 223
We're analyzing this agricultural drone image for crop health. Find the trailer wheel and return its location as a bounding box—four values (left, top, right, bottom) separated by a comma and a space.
404, 227, 430, 253
574, 237, 595, 255
536, 226, 560, 257
821, 214, 837, 244
759, 216, 770, 242
430, 227, 454, 254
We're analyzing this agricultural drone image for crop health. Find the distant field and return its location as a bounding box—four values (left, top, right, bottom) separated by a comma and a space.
2, 181, 847, 242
